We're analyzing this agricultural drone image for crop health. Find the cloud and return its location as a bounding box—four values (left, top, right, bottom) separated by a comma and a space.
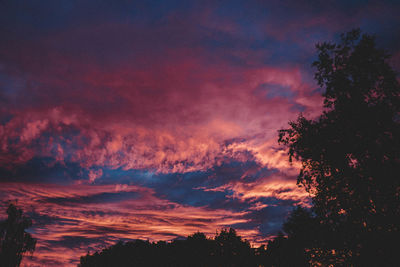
0, 156, 311, 265
0, 59, 314, 175
0, 183, 256, 265
0, 1, 398, 266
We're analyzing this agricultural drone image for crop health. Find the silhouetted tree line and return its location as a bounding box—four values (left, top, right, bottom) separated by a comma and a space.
78, 210, 330, 267
79, 219, 327, 267
79, 228, 271, 267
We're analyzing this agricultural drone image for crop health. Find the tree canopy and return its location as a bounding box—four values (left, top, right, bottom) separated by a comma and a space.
0, 203, 37, 267
79, 228, 259, 267
279, 29, 400, 265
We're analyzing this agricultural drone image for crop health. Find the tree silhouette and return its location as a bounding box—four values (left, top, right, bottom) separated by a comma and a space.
0, 203, 37, 267
214, 228, 254, 267
260, 207, 320, 267
279, 29, 400, 265
79, 228, 259, 267
184, 232, 215, 266
263, 232, 299, 267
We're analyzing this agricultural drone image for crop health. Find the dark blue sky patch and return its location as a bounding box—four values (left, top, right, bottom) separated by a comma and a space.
90, 159, 285, 214
46, 235, 101, 250
255, 83, 295, 99
28, 212, 78, 228
130, 160, 277, 210
248, 204, 295, 236
0, 157, 83, 183
40, 191, 141, 205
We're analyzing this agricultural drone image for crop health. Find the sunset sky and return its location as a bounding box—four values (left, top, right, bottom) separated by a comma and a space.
0, 0, 399, 266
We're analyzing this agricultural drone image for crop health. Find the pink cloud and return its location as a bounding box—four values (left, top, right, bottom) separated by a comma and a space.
0, 29, 321, 176
88, 169, 103, 183
198, 173, 310, 207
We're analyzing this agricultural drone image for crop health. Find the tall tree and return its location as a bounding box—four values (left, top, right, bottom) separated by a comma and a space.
279, 29, 400, 265
0, 203, 36, 267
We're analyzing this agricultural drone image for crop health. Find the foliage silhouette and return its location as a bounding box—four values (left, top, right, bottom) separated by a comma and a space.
278, 29, 400, 265
79, 228, 262, 267
0, 203, 36, 267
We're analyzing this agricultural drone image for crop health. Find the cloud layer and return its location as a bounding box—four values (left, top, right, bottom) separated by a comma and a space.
0, 0, 399, 265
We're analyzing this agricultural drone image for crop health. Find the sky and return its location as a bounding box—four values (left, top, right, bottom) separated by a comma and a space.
0, 0, 399, 266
